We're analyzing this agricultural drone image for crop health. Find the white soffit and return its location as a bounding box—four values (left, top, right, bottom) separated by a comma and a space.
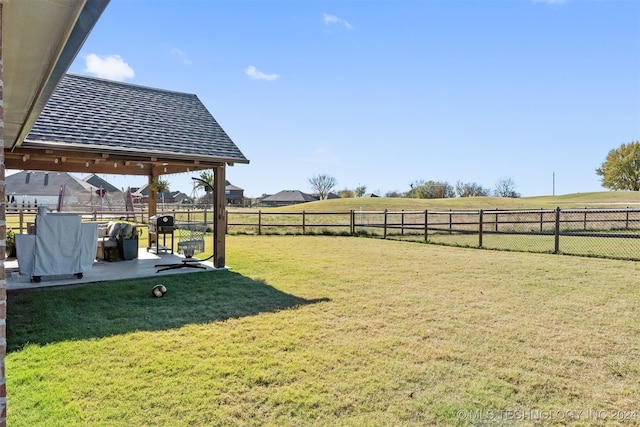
2, 0, 108, 149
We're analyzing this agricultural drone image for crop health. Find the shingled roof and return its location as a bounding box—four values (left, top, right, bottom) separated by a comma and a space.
261, 190, 319, 206
6, 170, 96, 197
5, 73, 248, 175
83, 174, 121, 193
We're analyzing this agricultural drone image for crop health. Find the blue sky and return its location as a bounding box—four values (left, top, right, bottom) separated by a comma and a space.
61, 0, 639, 198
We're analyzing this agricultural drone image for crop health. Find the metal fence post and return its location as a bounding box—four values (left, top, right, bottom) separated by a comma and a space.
258, 210, 262, 235
478, 209, 483, 248
302, 210, 306, 235
383, 209, 388, 239
350, 209, 354, 235
539, 208, 543, 233
626, 207, 629, 229
424, 210, 428, 242
554, 207, 561, 254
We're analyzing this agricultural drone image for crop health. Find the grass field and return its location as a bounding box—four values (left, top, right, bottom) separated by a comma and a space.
7, 235, 640, 426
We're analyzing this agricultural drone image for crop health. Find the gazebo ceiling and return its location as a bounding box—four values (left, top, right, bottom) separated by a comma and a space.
4, 146, 225, 176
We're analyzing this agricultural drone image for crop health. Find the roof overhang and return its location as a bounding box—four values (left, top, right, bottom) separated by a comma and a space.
4, 145, 230, 176
2, 0, 109, 149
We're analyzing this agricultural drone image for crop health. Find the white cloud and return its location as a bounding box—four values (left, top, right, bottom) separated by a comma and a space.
83, 54, 135, 81
532, 0, 567, 4
169, 48, 192, 66
245, 65, 280, 81
323, 13, 352, 30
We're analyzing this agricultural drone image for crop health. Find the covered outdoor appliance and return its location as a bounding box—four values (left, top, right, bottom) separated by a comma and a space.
15, 209, 98, 282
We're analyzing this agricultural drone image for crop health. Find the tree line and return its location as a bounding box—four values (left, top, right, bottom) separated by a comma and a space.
309, 140, 640, 200
309, 174, 521, 199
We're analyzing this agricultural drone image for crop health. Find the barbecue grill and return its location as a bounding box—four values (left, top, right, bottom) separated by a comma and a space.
148, 215, 174, 254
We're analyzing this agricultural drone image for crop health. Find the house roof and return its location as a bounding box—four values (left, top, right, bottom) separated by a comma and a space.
83, 174, 121, 193
6, 171, 97, 197
261, 190, 318, 203
226, 184, 244, 191
5, 73, 249, 176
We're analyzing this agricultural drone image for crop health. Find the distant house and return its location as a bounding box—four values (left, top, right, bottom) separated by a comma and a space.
362, 193, 379, 198
194, 180, 245, 206
260, 190, 319, 207
132, 183, 177, 204
173, 192, 191, 204
225, 181, 245, 206
5, 170, 124, 210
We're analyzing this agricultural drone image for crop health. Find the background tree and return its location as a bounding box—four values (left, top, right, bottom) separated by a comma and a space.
194, 170, 215, 203
354, 184, 367, 197
309, 174, 337, 200
150, 177, 170, 208
596, 141, 640, 191
385, 190, 403, 198
406, 180, 426, 198
455, 181, 490, 197
407, 180, 455, 199
339, 188, 355, 198
494, 177, 520, 198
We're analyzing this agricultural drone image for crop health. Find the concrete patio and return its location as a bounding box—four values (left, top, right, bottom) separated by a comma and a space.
5, 248, 219, 291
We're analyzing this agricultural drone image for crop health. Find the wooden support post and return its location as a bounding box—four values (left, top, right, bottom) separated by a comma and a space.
213, 165, 226, 268
148, 174, 157, 218
147, 174, 158, 247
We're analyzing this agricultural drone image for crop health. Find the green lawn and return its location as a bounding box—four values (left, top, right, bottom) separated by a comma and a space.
7, 236, 640, 426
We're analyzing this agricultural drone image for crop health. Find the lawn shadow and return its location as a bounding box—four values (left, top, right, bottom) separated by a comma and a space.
7, 270, 330, 353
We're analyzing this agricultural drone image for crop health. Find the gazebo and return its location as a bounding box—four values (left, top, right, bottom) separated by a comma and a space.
5, 73, 249, 268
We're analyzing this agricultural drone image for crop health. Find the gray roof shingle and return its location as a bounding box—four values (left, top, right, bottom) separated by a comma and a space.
24, 74, 249, 164
261, 190, 318, 203
7, 171, 98, 197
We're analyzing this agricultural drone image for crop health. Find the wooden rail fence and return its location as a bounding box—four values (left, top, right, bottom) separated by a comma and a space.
7, 207, 640, 261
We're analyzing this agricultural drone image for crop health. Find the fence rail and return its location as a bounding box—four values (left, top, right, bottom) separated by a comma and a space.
7, 207, 640, 261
